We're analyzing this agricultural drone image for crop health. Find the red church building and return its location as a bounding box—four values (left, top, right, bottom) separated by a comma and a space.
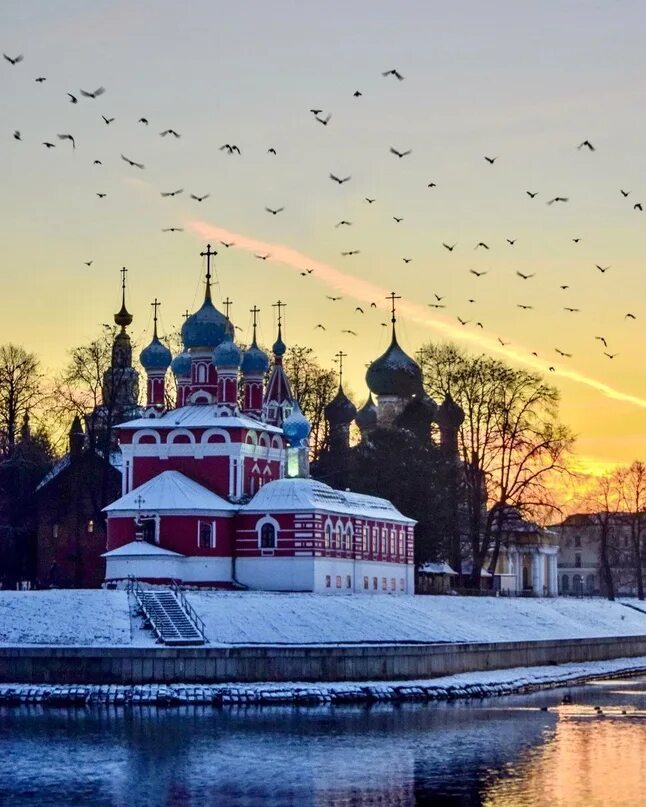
103, 246, 416, 594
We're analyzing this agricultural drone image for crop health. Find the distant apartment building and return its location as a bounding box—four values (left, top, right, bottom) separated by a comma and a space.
553, 513, 645, 596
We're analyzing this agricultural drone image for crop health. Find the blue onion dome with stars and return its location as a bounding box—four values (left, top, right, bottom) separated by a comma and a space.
171, 350, 191, 379
213, 333, 243, 369
140, 334, 172, 372
324, 385, 357, 425
282, 402, 311, 447
181, 244, 234, 350
366, 330, 423, 397
355, 393, 378, 431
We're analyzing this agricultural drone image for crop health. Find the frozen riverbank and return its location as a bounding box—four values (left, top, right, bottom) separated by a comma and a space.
1, 590, 646, 646
1, 655, 645, 707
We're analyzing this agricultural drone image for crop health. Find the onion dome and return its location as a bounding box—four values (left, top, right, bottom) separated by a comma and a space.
140, 335, 172, 372
366, 329, 423, 397
242, 316, 270, 375
436, 393, 465, 429
114, 269, 133, 329
324, 385, 357, 425
171, 350, 191, 379
272, 326, 286, 358
282, 402, 311, 447
213, 333, 242, 369
355, 394, 378, 431
181, 296, 234, 350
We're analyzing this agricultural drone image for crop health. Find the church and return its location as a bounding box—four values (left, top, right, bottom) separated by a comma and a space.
103, 246, 417, 594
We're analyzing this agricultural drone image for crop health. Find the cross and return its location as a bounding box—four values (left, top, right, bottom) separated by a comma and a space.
199, 243, 217, 287
272, 300, 286, 326
183, 309, 190, 321
250, 305, 260, 341
223, 297, 233, 320
120, 266, 128, 291
151, 298, 160, 337
386, 291, 401, 324
334, 350, 348, 386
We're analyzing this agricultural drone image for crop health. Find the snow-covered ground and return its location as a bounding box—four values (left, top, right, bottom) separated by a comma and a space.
0, 590, 131, 645
187, 591, 646, 645
1, 590, 646, 646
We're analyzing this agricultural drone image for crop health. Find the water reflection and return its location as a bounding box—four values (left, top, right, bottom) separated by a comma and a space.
0, 678, 645, 806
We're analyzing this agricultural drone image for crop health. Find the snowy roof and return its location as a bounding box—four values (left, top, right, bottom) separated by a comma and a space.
104, 470, 238, 514
460, 561, 492, 578
116, 404, 283, 434
36, 449, 121, 492
418, 562, 458, 575
102, 541, 185, 558
242, 477, 416, 524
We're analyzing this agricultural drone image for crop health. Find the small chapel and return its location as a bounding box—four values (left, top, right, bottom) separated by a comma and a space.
102, 246, 417, 594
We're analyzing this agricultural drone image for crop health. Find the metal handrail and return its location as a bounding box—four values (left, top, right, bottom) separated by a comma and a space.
170, 579, 208, 640
127, 575, 165, 643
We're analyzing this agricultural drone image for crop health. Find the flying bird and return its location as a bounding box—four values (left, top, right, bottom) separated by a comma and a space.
341, 250, 360, 256
577, 140, 595, 151
161, 227, 183, 232
161, 189, 183, 197
342, 329, 358, 336
457, 317, 469, 326
474, 242, 489, 250
190, 193, 210, 202
84, 261, 93, 267
121, 154, 144, 169
549, 366, 556, 372
42, 142, 55, 148
268, 147, 276, 155
390, 147, 412, 158
219, 144, 240, 154
315, 113, 331, 126
443, 243, 456, 251
429, 304, 446, 309
93, 159, 102, 165
364, 197, 375, 204
335, 220, 352, 227
67, 93, 78, 104
220, 241, 235, 248
382, 68, 404, 80
434, 294, 444, 302
564, 307, 580, 313
3, 53, 23, 65
309, 108, 323, 115
255, 253, 270, 260
572, 238, 581, 243
57, 133, 75, 149
517, 304, 533, 310
393, 217, 403, 223
96, 193, 106, 198
327, 296, 342, 301
516, 271, 535, 280
560, 285, 569, 290
625, 312, 637, 319
595, 265, 610, 273
35, 76, 46, 83
80, 86, 105, 98
604, 352, 618, 359
353, 90, 362, 97
620, 189, 630, 197
506, 239, 516, 246
595, 336, 608, 348
470, 270, 487, 277
634, 203, 643, 211
427, 182, 437, 188
484, 156, 498, 164
160, 129, 180, 138
476, 322, 484, 328
101, 115, 114, 125
265, 206, 285, 215
138, 117, 149, 125
13, 130, 21, 141
498, 338, 509, 346
402, 258, 412, 263
355, 307, 364, 313
526, 191, 538, 198
555, 348, 572, 357
315, 324, 326, 330
329, 173, 351, 184
547, 197, 569, 205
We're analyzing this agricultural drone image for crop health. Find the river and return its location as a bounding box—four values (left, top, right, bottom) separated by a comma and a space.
1, 675, 646, 806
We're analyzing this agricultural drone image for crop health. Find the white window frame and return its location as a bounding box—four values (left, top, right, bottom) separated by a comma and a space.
197, 520, 216, 549
256, 515, 280, 549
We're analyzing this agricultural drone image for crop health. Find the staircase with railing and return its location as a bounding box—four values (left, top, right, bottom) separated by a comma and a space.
127, 577, 207, 645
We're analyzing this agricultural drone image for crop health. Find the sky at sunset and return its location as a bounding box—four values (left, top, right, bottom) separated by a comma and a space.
2, 0, 646, 474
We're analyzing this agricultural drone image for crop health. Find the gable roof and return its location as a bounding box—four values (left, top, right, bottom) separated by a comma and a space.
102, 540, 184, 558
116, 404, 283, 433
104, 470, 238, 515
242, 477, 416, 524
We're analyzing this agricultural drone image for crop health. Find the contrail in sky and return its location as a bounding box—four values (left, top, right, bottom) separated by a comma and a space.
186, 218, 646, 410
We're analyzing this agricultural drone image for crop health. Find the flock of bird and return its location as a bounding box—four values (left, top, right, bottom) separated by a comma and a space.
4, 50, 641, 375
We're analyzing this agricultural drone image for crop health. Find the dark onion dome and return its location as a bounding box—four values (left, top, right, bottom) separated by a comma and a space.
140, 334, 172, 373
241, 338, 270, 376
170, 350, 191, 379
324, 385, 357, 425
181, 296, 234, 350
436, 393, 465, 429
365, 330, 423, 397
213, 333, 242, 369
396, 391, 437, 438
355, 393, 378, 431
114, 298, 133, 329
272, 328, 286, 358
282, 402, 311, 447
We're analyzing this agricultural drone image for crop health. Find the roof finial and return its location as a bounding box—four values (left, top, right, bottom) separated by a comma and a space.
199, 244, 217, 303
151, 298, 160, 339
223, 296, 233, 321
334, 350, 348, 389
386, 290, 401, 340
250, 305, 260, 345
271, 300, 287, 358
114, 267, 133, 330
183, 309, 190, 321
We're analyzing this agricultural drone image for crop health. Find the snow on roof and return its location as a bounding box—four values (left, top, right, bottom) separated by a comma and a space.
242, 477, 416, 524
460, 561, 492, 578
104, 470, 238, 514
117, 404, 283, 433
102, 540, 185, 558
418, 562, 458, 575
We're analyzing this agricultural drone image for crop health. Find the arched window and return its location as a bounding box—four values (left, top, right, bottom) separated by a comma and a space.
389, 530, 396, 555
335, 522, 343, 550
561, 574, 569, 593
381, 528, 387, 555
325, 521, 333, 549
398, 532, 405, 557
197, 364, 207, 383
345, 524, 353, 551
372, 527, 378, 554
362, 528, 368, 553
260, 522, 276, 549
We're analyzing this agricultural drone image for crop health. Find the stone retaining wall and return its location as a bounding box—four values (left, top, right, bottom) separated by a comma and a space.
1, 635, 645, 684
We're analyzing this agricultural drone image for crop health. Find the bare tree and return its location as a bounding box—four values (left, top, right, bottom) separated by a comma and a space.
420, 343, 573, 587
283, 345, 337, 461
615, 461, 646, 599
583, 473, 621, 601
0, 344, 44, 455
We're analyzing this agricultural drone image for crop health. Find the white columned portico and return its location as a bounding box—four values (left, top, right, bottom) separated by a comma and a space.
546, 551, 558, 597
531, 550, 544, 596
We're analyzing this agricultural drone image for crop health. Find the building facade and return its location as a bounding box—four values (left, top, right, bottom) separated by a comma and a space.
103, 247, 416, 593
